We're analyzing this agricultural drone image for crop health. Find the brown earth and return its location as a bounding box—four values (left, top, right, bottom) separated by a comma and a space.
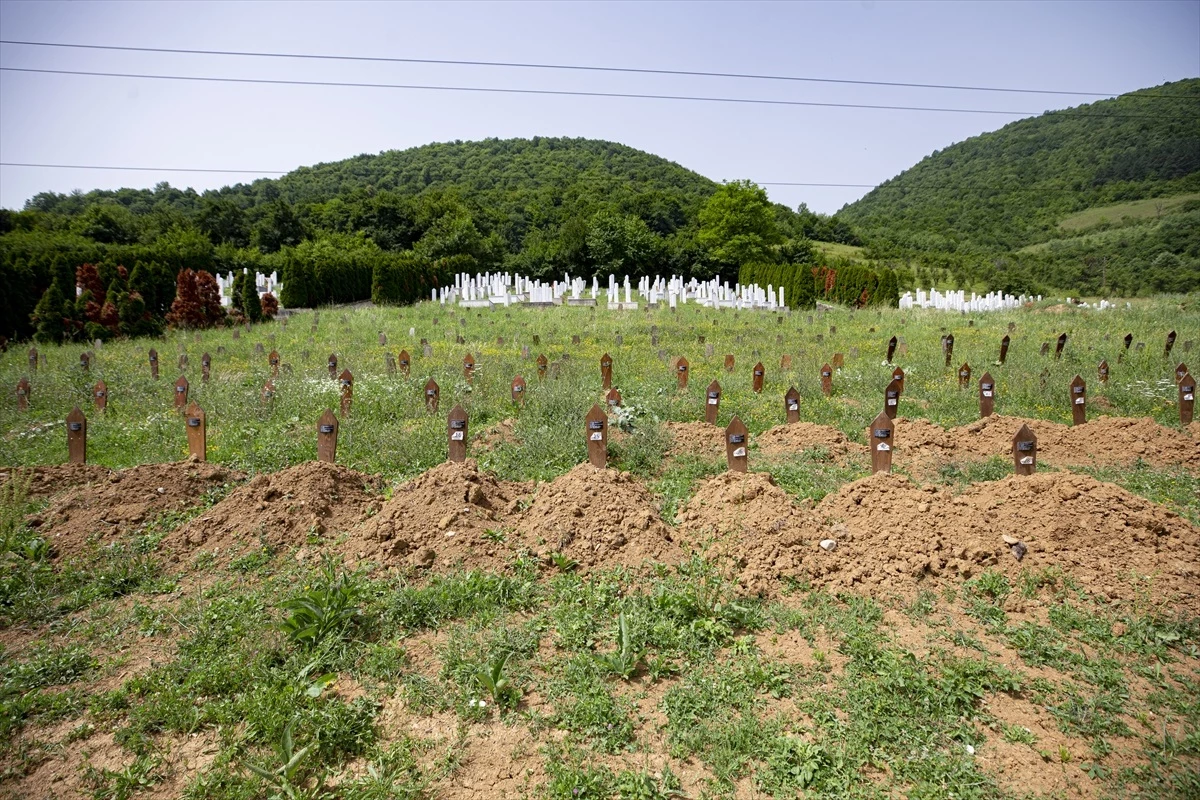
163, 460, 379, 561
351, 459, 530, 571
663, 420, 724, 459
471, 417, 519, 451
676, 471, 822, 595
811, 471, 1200, 612
0, 464, 112, 499
514, 463, 684, 570
757, 421, 867, 461
32, 460, 242, 558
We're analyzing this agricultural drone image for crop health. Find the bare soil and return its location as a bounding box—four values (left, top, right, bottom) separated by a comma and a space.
663, 421, 725, 459
757, 421, 867, 461
0, 464, 112, 499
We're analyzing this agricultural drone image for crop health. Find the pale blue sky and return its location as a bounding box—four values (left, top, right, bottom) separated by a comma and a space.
1, 0, 1197, 213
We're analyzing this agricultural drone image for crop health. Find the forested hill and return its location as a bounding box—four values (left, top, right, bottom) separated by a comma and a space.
840, 79, 1200, 255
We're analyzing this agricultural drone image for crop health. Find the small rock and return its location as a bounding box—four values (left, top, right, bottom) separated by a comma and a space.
819, 539, 837, 552
1010, 542, 1027, 561
1110, 621, 1127, 637
157, 487, 166, 494
436, 512, 456, 530
917, 502, 930, 513
1001, 534, 1020, 545
410, 547, 436, 569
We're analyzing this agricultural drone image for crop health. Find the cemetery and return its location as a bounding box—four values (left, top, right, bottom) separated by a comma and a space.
0, 296, 1197, 799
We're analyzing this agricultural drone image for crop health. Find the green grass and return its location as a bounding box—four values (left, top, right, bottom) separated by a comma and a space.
1056, 193, 1200, 232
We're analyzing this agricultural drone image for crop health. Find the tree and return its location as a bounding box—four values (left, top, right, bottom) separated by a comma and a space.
32, 280, 71, 343
196, 270, 227, 327
260, 292, 279, 319
239, 269, 263, 323
165, 269, 205, 329
698, 180, 782, 268
585, 211, 659, 277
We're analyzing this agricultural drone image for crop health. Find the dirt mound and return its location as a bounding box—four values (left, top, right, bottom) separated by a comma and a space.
664, 421, 724, 459
472, 418, 519, 450
676, 471, 823, 594
812, 471, 1200, 611
514, 464, 683, 570
353, 460, 529, 570
166, 461, 379, 560
0, 464, 112, 499
36, 461, 242, 558
757, 422, 866, 460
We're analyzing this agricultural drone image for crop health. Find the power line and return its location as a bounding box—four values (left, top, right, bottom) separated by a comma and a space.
0, 66, 1048, 116
0, 162, 286, 175
3, 39, 1196, 100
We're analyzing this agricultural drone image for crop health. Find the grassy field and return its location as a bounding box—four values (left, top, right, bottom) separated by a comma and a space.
1056, 193, 1200, 233
1, 297, 1198, 800
812, 242, 866, 262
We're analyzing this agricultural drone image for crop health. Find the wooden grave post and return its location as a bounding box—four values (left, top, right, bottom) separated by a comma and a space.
676, 357, 689, 390
385, 353, 396, 375
784, 387, 800, 424
1069, 375, 1087, 426
261, 380, 276, 403
886, 336, 897, 364
958, 362, 971, 389
1097, 359, 1110, 383
820, 364, 833, 396
447, 405, 468, 463
424, 379, 440, 413
1055, 333, 1067, 359
884, 378, 902, 420
832, 352, 844, 370
174, 376, 189, 410
979, 372, 996, 418
600, 353, 613, 389
1123, 333, 1133, 351
178, 353, 188, 371
606, 387, 622, 408
511, 375, 526, 405
1012, 424, 1037, 476
1165, 330, 1177, 358
750, 362, 765, 394
870, 412, 894, 474
93, 380, 108, 412
316, 409, 338, 463
536, 354, 548, 381
724, 354, 735, 372
399, 349, 410, 376
16, 378, 30, 411
943, 334, 954, 368
184, 402, 206, 461
1179, 373, 1195, 426
80, 352, 91, 371
66, 406, 87, 464
379, 331, 387, 346
1175, 362, 1188, 384
269, 350, 280, 377
704, 380, 721, 425
339, 369, 353, 417
254, 343, 264, 356
999, 335, 1010, 365
1040, 342, 1050, 357
571, 335, 581, 346
892, 366, 905, 394
28, 347, 37, 372
463, 353, 475, 383
201, 352, 211, 382
725, 416, 748, 473
780, 354, 792, 370
323, 353, 337, 379
585, 404, 608, 468
148, 349, 158, 379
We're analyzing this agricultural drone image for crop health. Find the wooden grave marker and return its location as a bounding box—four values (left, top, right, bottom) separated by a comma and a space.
379, 332, 387, 346
521, 345, 530, 360
725, 416, 749, 472
327, 354, 338, 379
1136, 341, 1145, 352
66, 407, 86, 464
958, 362, 971, 389
615, 334, 623, 346
80, 352, 91, 371
705, 380, 722, 425
398, 349, 411, 376
174, 376, 189, 409
884, 378, 902, 420
606, 387, 622, 408
585, 404, 608, 468
892, 366, 905, 394
572, 335, 581, 345
511, 375, 526, 405
447, 405, 468, 463
339, 369, 353, 416
232, 329, 241, 339
1055, 333, 1067, 359
1165, 330, 1177, 358
1179, 373, 1195, 425
870, 412, 894, 474
201, 352, 211, 382
784, 387, 800, 423
463, 353, 476, 383
536, 354, 548, 381
28, 347, 37, 372
269, 350, 280, 377
780, 354, 792, 370
316, 409, 338, 463
184, 402, 206, 461
750, 362, 765, 394
832, 352, 844, 370
886, 336, 897, 364
600, 353, 613, 389
979, 372, 996, 418
998, 335, 1010, 365
1012, 424, 1037, 476
820, 364, 833, 396
532, 335, 540, 346
1040, 342, 1050, 357
724, 354, 735, 372
148, 349, 158, 379
943, 334, 954, 367
424, 379, 440, 413
261, 380, 276, 403
1098, 360, 1109, 383
385, 353, 396, 375
254, 343, 264, 356
16, 377, 30, 411
676, 357, 689, 390
1175, 362, 1188, 384
1069, 375, 1087, 426
93, 380, 108, 412
830, 325, 837, 335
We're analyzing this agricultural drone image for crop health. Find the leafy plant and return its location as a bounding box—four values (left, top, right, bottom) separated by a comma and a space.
597, 613, 645, 680
548, 552, 579, 573
278, 568, 360, 650
242, 720, 330, 800
472, 651, 520, 709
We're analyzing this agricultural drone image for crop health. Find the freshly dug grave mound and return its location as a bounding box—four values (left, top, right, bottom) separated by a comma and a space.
36, 461, 243, 558
471, 418, 519, 451
352, 459, 530, 570
165, 461, 379, 560
757, 422, 867, 461
0, 464, 111, 499
515, 464, 684, 570
812, 471, 1200, 611
664, 421, 725, 459
676, 471, 824, 595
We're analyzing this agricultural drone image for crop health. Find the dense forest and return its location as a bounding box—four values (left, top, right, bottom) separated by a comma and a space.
842, 78, 1200, 295
0, 138, 869, 342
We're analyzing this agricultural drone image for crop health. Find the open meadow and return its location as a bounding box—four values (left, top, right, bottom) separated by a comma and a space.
1, 297, 1198, 800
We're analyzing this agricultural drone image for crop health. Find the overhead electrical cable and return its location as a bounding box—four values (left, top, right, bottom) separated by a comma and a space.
2, 39, 1197, 100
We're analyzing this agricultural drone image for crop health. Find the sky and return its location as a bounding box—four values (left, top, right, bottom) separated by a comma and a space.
0, 0, 1197, 214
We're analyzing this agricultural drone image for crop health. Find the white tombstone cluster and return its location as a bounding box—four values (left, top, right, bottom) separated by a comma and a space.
217, 270, 281, 308
899, 288, 1038, 312
437, 272, 787, 311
